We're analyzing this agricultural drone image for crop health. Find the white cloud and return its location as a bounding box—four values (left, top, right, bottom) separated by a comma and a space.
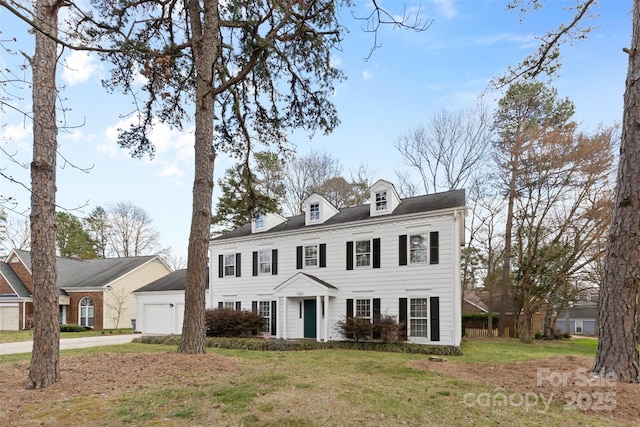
362, 69, 373, 80
431, 0, 457, 20
62, 51, 99, 85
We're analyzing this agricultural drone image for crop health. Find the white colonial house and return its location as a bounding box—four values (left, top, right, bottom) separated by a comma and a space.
208, 179, 466, 347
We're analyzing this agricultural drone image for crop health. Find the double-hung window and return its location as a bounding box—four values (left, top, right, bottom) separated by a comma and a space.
259, 301, 271, 333
305, 245, 318, 267
409, 234, 428, 263
259, 250, 271, 274
409, 298, 428, 338
375, 191, 387, 211
255, 214, 265, 230
355, 299, 371, 321
355, 240, 371, 267
309, 203, 320, 221
224, 254, 236, 276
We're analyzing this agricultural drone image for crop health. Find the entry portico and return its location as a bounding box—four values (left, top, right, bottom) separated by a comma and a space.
274, 272, 338, 342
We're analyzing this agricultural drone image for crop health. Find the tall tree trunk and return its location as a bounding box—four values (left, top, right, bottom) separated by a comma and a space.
27, 0, 60, 389
542, 303, 554, 340
593, 0, 640, 383
498, 164, 516, 337
519, 281, 533, 343
179, 0, 220, 354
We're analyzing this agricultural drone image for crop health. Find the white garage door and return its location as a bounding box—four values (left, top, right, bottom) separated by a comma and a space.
143, 304, 172, 335
0, 306, 19, 331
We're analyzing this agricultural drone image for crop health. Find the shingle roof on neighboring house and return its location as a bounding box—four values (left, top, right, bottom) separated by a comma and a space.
133, 269, 209, 292
0, 263, 30, 298
14, 249, 159, 290
213, 189, 466, 241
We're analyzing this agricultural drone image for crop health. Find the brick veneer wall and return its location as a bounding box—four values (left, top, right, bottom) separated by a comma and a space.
68, 291, 105, 330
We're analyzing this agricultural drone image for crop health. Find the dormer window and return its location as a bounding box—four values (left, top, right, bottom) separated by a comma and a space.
255, 214, 265, 230
309, 203, 320, 221
375, 191, 388, 211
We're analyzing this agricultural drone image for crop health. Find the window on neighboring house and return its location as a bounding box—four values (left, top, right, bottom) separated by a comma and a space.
575, 320, 583, 334
79, 297, 94, 328
224, 254, 236, 276
355, 299, 371, 321
305, 245, 318, 267
409, 298, 428, 338
409, 234, 428, 263
310, 203, 320, 221
259, 301, 271, 333
355, 240, 371, 267
259, 250, 271, 274
255, 214, 265, 229
375, 191, 387, 211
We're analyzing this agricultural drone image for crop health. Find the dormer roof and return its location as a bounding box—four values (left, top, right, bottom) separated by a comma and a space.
369, 179, 401, 217
252, 212, 288, 233
302, 193, 339, 226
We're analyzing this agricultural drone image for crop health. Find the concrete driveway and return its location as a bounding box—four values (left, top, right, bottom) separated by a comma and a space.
0, 334, 139, 355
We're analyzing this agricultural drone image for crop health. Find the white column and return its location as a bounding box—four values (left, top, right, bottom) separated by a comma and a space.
316, 295, 322, 342
282, 297, 287, 340
323, 296, 329, 342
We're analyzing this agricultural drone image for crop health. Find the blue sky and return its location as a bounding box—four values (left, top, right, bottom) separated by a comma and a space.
0, 1, 631, 262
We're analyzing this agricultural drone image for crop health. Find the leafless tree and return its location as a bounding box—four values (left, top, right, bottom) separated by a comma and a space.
394, 102, 493, 194
105, 202, 161, 257
105, 286, 129, 330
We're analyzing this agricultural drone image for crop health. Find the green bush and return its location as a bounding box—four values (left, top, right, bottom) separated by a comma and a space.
132, 335, 463, 356
205, 308, 264, 337
60, 323, 87, 332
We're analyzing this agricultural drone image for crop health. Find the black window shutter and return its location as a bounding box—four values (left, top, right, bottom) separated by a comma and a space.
430, 297, 440, 341
218, 301, 223, 308
272, 249, 278, 275
320, 243, 327, 268
372, 298, 381, 339
346, 241, 354, 270
218, 254, 224, 278
373, 238, 381, 269
296, 246, 303, 269
271, 301, 277, 336
399, 235, 408, 266
430, 231, 439, 265
235, 253, 241, 277
251, 301, 258, 335
346, 299, 354, 339
235, 301, 241, 311
252, 251, 258, 276
399, 298, 408, 339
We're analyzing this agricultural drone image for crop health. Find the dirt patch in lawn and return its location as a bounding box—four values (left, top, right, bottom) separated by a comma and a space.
410, 354, 640, 424
0, 352, 238, 426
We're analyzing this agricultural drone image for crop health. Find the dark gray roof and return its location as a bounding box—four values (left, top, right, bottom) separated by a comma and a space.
213, 189, 465, 241
557, 306, 597, 319
0, 263, 30, 298
133, 269, 209, 292
299, 273, 338, 290
13, 249, 160, 290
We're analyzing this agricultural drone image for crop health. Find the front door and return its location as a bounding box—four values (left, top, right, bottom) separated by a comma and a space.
303, 299, 317, 338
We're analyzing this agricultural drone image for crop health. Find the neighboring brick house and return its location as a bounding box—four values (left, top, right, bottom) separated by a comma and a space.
0, 249, 171, 330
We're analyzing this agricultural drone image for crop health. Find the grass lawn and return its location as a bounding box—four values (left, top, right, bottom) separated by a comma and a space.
0, 336, 628, 426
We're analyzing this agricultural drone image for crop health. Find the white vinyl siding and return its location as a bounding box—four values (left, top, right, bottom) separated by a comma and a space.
210, 208, 462, 346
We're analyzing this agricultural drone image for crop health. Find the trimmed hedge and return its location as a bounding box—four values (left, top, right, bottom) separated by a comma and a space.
132, 335, 463, 356
60, 323, 89, 332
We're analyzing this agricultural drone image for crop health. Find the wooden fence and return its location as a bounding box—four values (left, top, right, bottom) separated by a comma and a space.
464, 327, 510, 338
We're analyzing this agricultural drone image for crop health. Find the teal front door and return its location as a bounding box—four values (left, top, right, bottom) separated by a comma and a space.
303, 299, 317, 338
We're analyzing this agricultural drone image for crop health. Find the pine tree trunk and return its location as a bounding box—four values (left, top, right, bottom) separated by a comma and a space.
592, 0, 640, 383
27, 0, 60, 389
498, 166, 516, 337
179, 0, 221, 354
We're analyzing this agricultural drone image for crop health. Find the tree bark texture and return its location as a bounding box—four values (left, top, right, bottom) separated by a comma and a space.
27, 0, 60, 389
593, 1, 640, 383
179, 0, 220, 354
